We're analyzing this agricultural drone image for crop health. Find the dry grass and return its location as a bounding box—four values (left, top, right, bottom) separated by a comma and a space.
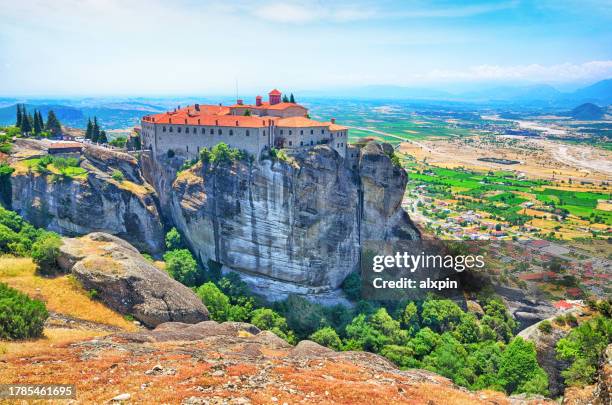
0, 328, 109, 357
0, 256, 136, 330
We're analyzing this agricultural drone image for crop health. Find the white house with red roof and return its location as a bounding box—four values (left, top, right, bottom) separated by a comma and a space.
140, 89, 348, 160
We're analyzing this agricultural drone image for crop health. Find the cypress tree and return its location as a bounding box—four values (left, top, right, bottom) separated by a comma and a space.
45, 110, 62, 137
92, 117, 100, 142
282, 94, 289, 103
20, 111, 32, 134
33, 110, 42, 134
16, 104, 22, 128
98, 130, 108, 144
85, 118, 93, 140
289, 93, 295, 103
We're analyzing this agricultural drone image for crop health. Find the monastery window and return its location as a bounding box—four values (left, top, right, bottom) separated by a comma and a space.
169, 126, 173, 132
177, 127, 182, 133
163, 126, 166, 132
289, 141, 292, 146
300, 141, 304, 146
218, 129, 222, 135
229, 129, 233, 136
210, 128, 214, 134
263, 130, 266, 136
280, 130, 284, 135
201, 128, 205, 134
246, 130, 250, 136
321, 129, 324, 134
187, 146, 189, 152
300, 130, 303, 135
310, 140, 314, 145
185, 127, 189, 134
310, 129, 313, 134
289, 130, 292, 135
197, 146, 200, 154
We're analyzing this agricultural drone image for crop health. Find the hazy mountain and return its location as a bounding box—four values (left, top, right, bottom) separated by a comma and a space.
570, 79, 612, 104
569, 103, 607, 120
458, 84, 562, 102
0, 104, 83, 125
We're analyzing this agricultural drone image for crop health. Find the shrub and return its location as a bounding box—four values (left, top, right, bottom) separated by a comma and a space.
498, 337, 549, 396
30, 232, 62, 275
109, 136, 127, 148
538, 320, 553, 334
309, 327, 342, 350
0, 282, 48, 340
111, 170, 124, 182
163, 249, 200, 286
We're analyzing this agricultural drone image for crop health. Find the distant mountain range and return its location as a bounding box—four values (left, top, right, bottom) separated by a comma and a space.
302, 79, 612, 106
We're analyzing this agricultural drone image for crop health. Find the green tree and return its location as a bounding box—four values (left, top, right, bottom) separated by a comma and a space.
250, 308, 295, 344
98, 130, 108, 144
407, 327, 441, 358
421, 298, 463, 333
278, 295, 327, 339
15, 104, 23, 127
380, 345, 419, 368
165, 227, 184, 250
400, 301, 420, 335
341, 272, 361, 300
481, 299, 517, 343
33, 111, 43, 134
423, 333, 474, 387
20, 108, 32, 134
498, 337, 548, 395
45, 110, 62, 136
196, 282, 231, 321
92, 117, 100, 142
85, 118, 93, 140
454, 313, 481, 344
556, 316, 611, 386
282, 94, 289, 103
289, 93, 295, 103
309, 326, 342, 350
163, 249, 199, 286
30, 232, 62, 275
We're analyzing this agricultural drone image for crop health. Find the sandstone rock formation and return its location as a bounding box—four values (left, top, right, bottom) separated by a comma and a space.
9, 140, 165, 254
57, 232, 209, 327
0, 319, 554, 404
165, 144, 419, 300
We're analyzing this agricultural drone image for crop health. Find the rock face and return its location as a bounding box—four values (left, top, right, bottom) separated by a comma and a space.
165, 144, 419, 299
57, 232, 209, 327
9, 141, 165, 254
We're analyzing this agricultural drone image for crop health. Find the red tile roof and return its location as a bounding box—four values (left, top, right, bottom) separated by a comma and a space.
48, 142, 83, 149
269, 89, 281, 96
276, 117, 328, 128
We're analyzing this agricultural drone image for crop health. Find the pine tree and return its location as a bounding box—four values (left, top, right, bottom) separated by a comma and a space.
16, 104, 23, 128
33, 110, 42, 134
92, 117, 100, 142
98, 130, 108, 144
282, 94, 289, 103
289, 93, 295, 103
85, 118, 93, 140
45, 110, 62, 137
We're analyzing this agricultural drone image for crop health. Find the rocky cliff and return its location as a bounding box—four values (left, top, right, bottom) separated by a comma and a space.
159, 143, 419, 300
8, 140, 165, 254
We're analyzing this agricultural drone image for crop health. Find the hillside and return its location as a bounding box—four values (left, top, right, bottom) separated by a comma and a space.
569, 103, 607, 120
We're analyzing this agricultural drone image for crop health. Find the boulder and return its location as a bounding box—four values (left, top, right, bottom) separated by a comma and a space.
57, 232, 209, 327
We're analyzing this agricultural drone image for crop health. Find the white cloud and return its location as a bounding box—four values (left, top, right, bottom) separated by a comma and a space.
418, 61, 612, 83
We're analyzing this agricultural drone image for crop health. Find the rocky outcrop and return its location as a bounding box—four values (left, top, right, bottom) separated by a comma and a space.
166, 144, 419, 300
9, 140, 165, 254
57, 232, 209, 327
0, 319, 555, 404
519, 317, 572, 397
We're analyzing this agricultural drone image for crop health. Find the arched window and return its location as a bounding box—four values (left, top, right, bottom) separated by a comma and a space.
163, 126, 166, 132
177, 127, 181, 133
310, 129, 313, 134
185, 127, 189, 134
246, 130, 250, 136
229, 129, 233, 135
201, 128, 205, 134
210, 128, 214, 134
300, 130, 303, 135
218, 129, 222, 135
169, 126, 173, 132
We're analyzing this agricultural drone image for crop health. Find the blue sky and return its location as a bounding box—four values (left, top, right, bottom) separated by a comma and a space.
0, 0, 611, 95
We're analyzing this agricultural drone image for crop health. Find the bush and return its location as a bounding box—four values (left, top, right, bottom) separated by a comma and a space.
538, 320, 553, 334
163, 249, 200, 286
0, 282, 48, 339
30, 232, 62, 275
498, 337, 548, 396
109, 136, 127, 148
309, 327, 342, 350
111, 170, 124, 182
